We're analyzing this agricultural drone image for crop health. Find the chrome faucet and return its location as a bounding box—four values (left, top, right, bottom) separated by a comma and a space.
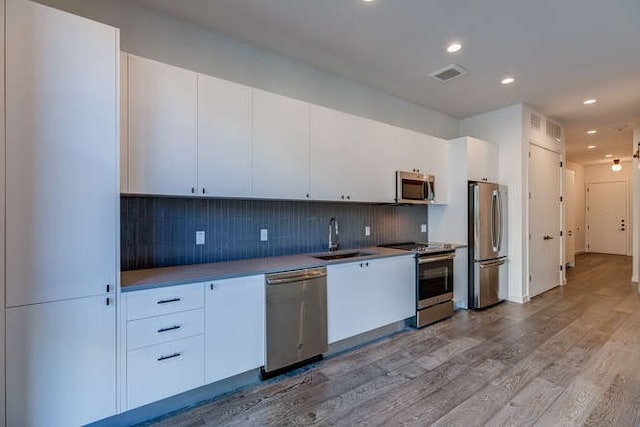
328, 217, 339, 252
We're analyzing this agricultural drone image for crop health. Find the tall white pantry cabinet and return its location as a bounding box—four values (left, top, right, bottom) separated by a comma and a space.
3, 0, 120, 426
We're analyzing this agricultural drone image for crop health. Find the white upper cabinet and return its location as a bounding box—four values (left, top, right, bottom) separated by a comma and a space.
309, 105, 352, 201
120, 52, 129, 193
252, 89, 310, 200
310, 105, 397, 203
197, 74, 252, 197
6, 0, 118, 307
466, 137, 498, 182
128, 55, 197, 196
348, 118, 397, 203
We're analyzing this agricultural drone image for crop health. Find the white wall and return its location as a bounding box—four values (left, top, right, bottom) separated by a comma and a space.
583, 160, 633, 256
35, 0, 459, 140
460, 104, 527, 303
566, 162, 586, 253
0, 0, 5, 423
634, 128, 640, 282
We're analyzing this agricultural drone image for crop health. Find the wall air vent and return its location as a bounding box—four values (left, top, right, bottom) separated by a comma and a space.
530, 114, 542, 132
429, 64, 467, 82
546, 120, 562, 142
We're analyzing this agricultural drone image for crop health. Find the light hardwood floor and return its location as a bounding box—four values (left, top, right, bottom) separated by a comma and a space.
147, 253, 640, 426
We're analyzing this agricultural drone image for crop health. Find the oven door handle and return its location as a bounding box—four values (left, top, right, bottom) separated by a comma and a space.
418, 254, 455, 264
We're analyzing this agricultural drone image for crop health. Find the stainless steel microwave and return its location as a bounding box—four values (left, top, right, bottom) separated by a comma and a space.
395, 171, 435, 204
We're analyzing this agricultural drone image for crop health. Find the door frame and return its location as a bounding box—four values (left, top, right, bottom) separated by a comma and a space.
585, 179, 629, 255
527, 142, 564, 298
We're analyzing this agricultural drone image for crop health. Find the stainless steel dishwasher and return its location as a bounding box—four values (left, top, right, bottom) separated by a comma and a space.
262, 267, 328, 379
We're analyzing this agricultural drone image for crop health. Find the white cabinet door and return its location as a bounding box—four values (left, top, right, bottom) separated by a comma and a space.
120, 52, 129, 193
327, 256, 415, 343
309, 105, 348, 201
205, 275, 265, 383
252, 89, 310, 200
347, 118, 397, 203
128, 55, 197, 196
197, 74, 252, 197
6, 296, 116, 427
467, 137, 497, 182
365, 256, 416, 328
5, 0, 118, 307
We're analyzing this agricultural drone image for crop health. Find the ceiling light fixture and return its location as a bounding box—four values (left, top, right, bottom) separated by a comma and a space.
587, 145, 597, 149
501, 77, 515, 85
587, 130, 597, 135
611, 159, 622, 172
604, 154, 613, 158
447, 42, 462, 53
583, 99, 597, 105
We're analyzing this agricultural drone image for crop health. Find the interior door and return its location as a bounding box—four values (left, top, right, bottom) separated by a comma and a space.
564, 169, 576, 266
587, 181, 627, 255
529, 144, 562, 298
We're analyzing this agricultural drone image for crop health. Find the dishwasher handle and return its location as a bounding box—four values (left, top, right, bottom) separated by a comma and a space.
266, 269, 327, 285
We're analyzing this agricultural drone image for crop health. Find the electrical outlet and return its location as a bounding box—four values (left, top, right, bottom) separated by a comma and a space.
260, 229, 268, 242
365, 226, 371, 236
196, 230, 205, 245
421, 224, 427, 233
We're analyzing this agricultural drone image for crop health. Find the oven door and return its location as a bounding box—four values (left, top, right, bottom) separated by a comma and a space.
417, 253, 454, 309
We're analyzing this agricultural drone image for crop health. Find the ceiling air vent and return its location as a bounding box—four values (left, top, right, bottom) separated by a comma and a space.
530, 114, 542, 132
429, 64, 467, 82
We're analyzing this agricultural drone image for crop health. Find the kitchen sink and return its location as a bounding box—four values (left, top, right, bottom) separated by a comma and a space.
311, 251, 374, 261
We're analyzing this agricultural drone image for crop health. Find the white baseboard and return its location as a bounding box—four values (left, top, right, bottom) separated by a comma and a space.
506, 294, 529, 304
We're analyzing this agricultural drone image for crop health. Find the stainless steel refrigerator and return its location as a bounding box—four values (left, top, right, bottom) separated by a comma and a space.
468, 181, 508, 309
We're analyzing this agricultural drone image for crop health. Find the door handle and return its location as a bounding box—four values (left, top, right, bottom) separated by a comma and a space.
543, 235, 554, 240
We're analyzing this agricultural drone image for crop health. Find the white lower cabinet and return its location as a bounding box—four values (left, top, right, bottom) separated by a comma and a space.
205, 275, 265, 383
127, 335, 204, 409
327, 256, 415, 344
6, 296, 116, 427
124, 284, 205, 410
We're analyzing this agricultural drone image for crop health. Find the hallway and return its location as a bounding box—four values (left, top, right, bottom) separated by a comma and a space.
148, 253, 640, 426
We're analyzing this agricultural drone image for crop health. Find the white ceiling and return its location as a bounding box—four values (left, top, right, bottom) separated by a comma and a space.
136, 0, 640, 165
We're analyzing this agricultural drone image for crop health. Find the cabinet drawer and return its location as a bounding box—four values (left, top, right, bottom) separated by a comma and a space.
127, 309, 204, 350
126, 283, 204, 320
127, 335, 204, 410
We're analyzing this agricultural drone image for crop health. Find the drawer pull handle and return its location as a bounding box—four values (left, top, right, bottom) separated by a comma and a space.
157, 298, 181, 305
157, 352, 182, 362
157, 325, 181, 334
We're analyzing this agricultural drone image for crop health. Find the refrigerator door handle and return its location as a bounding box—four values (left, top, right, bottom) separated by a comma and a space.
497, 190, 503, 253
479, 259, 507, 268
491, 190, 499, 252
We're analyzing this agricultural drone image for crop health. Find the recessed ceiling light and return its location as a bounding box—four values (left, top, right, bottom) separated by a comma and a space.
604, 154, 613, 158
447, 42, 462, 53
501, 77, 515, 85
587, 130, 598, 135
362, 0, 375, 2
587, 145, 597, 149
583, 99, 597, 105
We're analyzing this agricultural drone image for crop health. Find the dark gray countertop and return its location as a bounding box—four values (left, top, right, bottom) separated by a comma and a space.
121, 246, 415, 292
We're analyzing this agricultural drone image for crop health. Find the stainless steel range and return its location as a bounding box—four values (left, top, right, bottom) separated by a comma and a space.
379, 242, 455, 328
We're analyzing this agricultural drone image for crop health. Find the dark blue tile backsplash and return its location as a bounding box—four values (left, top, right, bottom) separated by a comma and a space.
121, 196, 428, 271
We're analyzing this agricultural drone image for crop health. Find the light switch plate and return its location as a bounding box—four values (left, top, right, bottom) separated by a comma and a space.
421, 224, 427, 233
196, 231, 205, 245
260, 229, 268, 242
365, 226, 371, 236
